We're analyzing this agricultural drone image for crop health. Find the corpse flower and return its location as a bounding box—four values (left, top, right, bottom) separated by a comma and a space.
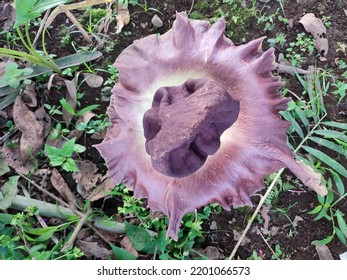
96, 12, 327, 240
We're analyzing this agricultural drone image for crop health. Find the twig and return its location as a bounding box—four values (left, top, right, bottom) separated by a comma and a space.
61, 207, 93, 252
65, 10, 92, 44
188, 0, 195, 15
228, 169, 284, 260
256, 228, 280, 260
19, 173, 82, 217
32, 9, 51, 47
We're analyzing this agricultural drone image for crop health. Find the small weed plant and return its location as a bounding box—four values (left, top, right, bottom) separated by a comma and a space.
44, 138, 86, 172
107, 184, 221, 259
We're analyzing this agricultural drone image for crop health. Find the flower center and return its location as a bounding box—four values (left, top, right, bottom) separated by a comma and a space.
143, 78, 240, 178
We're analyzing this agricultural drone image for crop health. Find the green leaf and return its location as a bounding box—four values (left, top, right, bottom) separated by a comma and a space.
311, 234, 334, 245
59, 138, 76, 157
111, 245, 137, 260
0, 213, 13, 224
73, 144, 86, 154
0, 155, 10, 176
314, 129, 347, 143
294, 105, 309, 128
310, 136, 347, 157
22, 68, 33, 76
14, 0, 40, 27
281, 111, 304, 139
308, 205, 322, 215
336, 210, 347, 238
44, 144, 59, 156
322, 121, 347, 131
331, 171, 345, 196
15, 0, 72, 27
0, 176, 19, 210
313, 205, 330, 221
62, 158, 79, 172
335, 227, 347, 246
124, 222, 150, 251
34, 0, 72, 14
302, 145, 347, 178
49, 156, 66, 167
76, 104, 100, 117
60, 98, 75, 115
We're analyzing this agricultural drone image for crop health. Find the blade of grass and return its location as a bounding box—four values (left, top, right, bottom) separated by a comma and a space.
302, 145, 347, 178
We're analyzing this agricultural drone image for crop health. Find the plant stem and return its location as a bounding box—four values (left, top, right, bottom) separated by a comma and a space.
10, 194, 126, 234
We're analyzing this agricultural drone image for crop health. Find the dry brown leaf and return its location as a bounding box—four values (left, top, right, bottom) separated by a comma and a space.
0, 2, 15, 31
51, 168, 76, 209
90, 129, 107, 140
299, 13, 329, 56
276, 53, 314, 76
73, 160, 102, 195
63, 77, 77, 126
260, 205, 271, 233
120, 237, 139, 257
233, 230, 250, 246
21, 84, 37, 107
295, 161, 327, 196
200, 246, 224, 259
315, 244, 334, 260
83, 73, 104, 88
77, 240, 113, 259
73, 159, 116, 201
2, 143, 35, 174
116, 4, 130, 34
0, 62, 6, 77
86, 176, 116, 201
292, 215, 303, 227
12, 96, 44, 161
35, 107, 52, 139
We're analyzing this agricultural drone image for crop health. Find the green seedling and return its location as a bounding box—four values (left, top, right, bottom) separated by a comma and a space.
76, 115, 111, 134
0, 62, 33, 88
60, 98, 100, 117
0, 205, 83, 260
44, 137, 85, 172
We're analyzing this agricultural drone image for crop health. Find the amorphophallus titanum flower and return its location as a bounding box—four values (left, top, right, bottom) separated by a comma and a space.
96, 12, 327, 240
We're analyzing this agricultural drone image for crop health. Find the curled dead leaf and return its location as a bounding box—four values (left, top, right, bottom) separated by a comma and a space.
276, 53, 314, 76
51, 168, 76, 209
200, 246, 224, 260
77, 239, 113, 259
73, 160, 101, 193
314, 244, 333, 260
116, 4, 130, 34
21, 84, 37, 107
12, 96, 44, 161
120, 237, 139, 258
2, 143, 35, 174
63, 77, 77, 126
299, 13, 329, 56
83, 73, 104, 88
86, 176, 115, 201
35, 107, 51, 139
295, 161, 327, 196
73, 160, 115, 201
0, 2, 15, 31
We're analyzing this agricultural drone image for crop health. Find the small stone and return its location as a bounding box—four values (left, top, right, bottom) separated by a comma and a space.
151, 14, 163, 28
